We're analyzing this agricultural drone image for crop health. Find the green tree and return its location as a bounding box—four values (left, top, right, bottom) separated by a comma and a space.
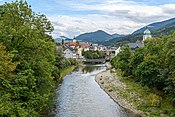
163, 32, 175, 104
135, 57, 162, 87
0, 43, 19, 116
111, 45, 132, 76
62, 39, 64, 45
83, 50, 105, 59
111, 31, 175, 105
130, 47, 144, 79
0, 1, 56, 116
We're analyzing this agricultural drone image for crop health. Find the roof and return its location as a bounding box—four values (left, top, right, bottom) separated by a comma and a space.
66, 42, 78, 46
79, 43, 91, 48
144, 28, 151, 35
62, 45, 75, 51
128, 43, 144, 50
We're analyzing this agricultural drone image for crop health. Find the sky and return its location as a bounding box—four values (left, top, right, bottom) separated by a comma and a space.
0, 0, 175, 38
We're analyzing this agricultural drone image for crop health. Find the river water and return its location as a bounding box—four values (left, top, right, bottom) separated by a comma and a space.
50, 65, 129, 117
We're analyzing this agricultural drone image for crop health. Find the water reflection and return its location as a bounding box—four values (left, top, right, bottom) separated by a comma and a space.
82, 64, 105, 73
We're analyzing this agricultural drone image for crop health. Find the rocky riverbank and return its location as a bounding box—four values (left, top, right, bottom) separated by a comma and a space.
95, 69, 146, 117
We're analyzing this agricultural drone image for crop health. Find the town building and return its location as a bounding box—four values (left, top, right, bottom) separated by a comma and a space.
116, 28, 152, 55
79, 42, 91, 51
63, 47, 77, 58
127, 28, 152, 50
128, 42, 144, 50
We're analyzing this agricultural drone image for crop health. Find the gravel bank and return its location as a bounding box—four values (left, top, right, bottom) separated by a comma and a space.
95, 69, 146, 117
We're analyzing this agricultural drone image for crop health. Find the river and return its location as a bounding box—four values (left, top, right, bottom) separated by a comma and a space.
50, 65, 129, 117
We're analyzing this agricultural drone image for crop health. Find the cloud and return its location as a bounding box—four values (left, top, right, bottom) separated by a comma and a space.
161, 4, 175, 14
0, 0, 173, 39
49, 14, 144, 38
45, 0, 175, 38
2, 0, 175, 38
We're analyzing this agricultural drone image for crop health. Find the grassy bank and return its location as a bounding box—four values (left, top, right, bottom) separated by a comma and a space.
115, 70, 175, 117
60, 66, 76, 78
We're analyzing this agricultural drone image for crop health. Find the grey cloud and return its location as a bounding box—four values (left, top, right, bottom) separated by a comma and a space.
125, 14, 165, 23
108, 9, 169, 24
73, 20, 85, 24
52, 21, 65, 27
113, 10, 130, 15
162, 8, 175, 15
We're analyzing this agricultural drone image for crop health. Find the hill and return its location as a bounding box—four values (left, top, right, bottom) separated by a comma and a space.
54, 36, 71, 43
112, 33, 126, 38
133, 17, 175, 34
75, 30, 113, 43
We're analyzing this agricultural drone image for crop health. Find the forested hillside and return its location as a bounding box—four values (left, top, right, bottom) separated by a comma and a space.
103, 18, 175, 46
132, 18, 175, 34
0, 1, 77, 116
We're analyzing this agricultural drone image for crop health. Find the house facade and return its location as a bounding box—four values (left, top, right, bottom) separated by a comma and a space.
63, 48, 77, 58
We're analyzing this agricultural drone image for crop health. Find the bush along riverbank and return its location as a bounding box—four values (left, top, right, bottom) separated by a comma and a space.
109, 32, 175, 116
40, 52, 79, 116
40, 65, 77, 117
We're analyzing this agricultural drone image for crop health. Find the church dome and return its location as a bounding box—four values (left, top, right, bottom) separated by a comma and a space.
144, 28, 151, 35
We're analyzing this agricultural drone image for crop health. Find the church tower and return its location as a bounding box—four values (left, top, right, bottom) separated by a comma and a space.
143, 28, 152, 42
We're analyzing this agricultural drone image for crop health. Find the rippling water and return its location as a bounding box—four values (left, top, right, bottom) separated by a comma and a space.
50, 65, 128, 117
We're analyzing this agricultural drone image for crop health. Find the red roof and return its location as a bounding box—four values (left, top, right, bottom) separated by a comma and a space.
79, 43, 91, 48
66, 42, 78, 46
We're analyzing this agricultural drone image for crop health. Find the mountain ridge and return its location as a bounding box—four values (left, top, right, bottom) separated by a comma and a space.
75, 30, 113, 43
132, 17, 175, 34
103, 17, 175, 46
54, 17, 175, 45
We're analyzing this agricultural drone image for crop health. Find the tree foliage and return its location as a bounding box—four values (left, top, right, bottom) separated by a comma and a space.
0, 1, 75, 116
0, 43, 19, 116
111, 45, 132, 76
82, 50, 105, 59
111, 31, 175, 104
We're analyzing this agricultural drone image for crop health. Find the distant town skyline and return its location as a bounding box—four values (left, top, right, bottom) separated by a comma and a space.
1, 0, 175, 38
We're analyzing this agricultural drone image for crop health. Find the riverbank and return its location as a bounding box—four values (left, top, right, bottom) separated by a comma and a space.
40, 66, 76, 117
60, 66, 76, 78
95, 69, 146, 117
95, 68, 175, 117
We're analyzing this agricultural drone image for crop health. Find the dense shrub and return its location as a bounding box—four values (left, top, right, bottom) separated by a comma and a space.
82, 50, 105, 59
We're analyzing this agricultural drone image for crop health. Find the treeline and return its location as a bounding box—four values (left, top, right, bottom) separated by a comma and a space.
0, 1, 77, 116
82, 50, 105, 59
111, 31, 175, 105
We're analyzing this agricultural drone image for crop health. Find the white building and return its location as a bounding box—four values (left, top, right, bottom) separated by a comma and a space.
115, 46, 121, 55
77, 47, 83, 58
63, 48, 77, 58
